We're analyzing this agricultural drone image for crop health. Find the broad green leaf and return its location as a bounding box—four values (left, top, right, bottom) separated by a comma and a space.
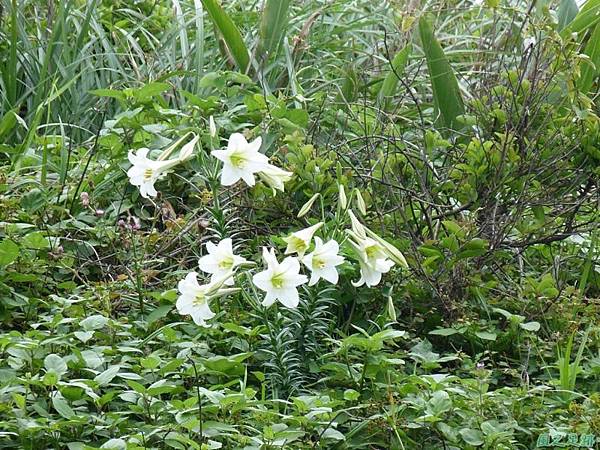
557, 0, 579, 30
95, 365, 120, 386
561, 0, 600, 37
0, 110, 17, 139
429, 328, 459, 336
258, 0, 291, 59
80, 315, 109, 331
131, 82, 171, 102
22, 231, 50, 250
147, 304, 173, 325
475, 331, 497, 341
52, 393, 75, 419
0, 240, 19, 266
427, 390, 452, 416
379, 43, 412, 109
419, 16, 465, 131
460, 428, 484, 446
578, 23, 600, 93
201, 0, 250, 72
520, 321, 541, 332
44, 354, 68, 377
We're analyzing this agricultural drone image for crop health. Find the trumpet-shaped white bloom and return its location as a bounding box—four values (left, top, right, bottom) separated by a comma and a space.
211, 133, 269, 186
198, 238, 247, 285
283, 222, 323, 257
349, 236, 394, 287
127, 148, 181, 198
176, 272, 217, 326
301, 237, 345, 286
252, 248, 308, 308
258, 163, 293, 192
176, 272, 237, 326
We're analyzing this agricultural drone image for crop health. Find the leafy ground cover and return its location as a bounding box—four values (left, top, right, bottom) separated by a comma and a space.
0, 0, 599, 449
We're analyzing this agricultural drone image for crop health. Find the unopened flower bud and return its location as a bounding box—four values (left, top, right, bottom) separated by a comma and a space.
80, 192, 90, 207
354, 189, 367, 215
387, 296, 397, 322
297, 193, 320, 218
338, 184, 347, 209
209, 116, 217, 138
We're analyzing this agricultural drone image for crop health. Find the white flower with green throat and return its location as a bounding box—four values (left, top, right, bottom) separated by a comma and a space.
283, 222, 323, 257
252, 248, 308, 308
211, 133, 269, 186
198, 238, 248, 285
301, 237, 345, 286
176, 272, 238, 326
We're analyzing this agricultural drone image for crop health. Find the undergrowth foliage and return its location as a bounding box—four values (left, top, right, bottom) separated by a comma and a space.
1, 0, 600, 449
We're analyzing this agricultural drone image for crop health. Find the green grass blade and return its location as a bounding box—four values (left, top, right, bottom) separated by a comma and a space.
577, 23, 600, 93
418, 16, 465, 131
378, 43, 412, 110
172, 0, 190, 70
258, 0, 291, 61
6, 0, 18, 109
193, 0, 206, 90
557, 0, 579, 30
200, 0, 250, 72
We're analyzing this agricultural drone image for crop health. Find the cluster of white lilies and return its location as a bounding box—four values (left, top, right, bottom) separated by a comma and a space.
126, 130, 407, 327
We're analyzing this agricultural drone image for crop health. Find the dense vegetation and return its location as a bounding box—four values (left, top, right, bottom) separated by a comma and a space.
1, 0, 599, 449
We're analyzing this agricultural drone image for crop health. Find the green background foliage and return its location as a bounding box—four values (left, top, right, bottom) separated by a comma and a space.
0, 0, 599, 449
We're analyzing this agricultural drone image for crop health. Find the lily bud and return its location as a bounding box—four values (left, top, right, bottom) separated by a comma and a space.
298, 193, 320, 218
338, 184, 347, 209
387, 296, 397, 322
209, 116, 217, 138
347, 209, 367, 240
178, 133, 199, 161
365, 228, 408, 268
354, 189, 367, 215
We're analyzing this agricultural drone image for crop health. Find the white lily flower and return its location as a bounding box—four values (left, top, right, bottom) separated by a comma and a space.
283, 222, 323, 257
211, 133, 269, 186
198, 238, 247, 285
258, 163, 293, 192
252, 248, 308, 308
348, 236, 394, 287
176, 271, 238, 326
301, 237, 345, 286
127, 148, 181, 198
176, 272, 216, 326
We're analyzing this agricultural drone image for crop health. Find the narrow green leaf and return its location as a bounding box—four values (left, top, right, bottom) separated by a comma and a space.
258, 0, 291, 60
578, 23, 600, 93
418, 16, 465, 131
379, 43, 412, 109
201, 0, 250, 72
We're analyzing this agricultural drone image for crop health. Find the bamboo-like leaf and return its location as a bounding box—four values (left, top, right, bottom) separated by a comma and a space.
560, 0, 600, 37
378, 43, 412, 109
258, 0, 291, 60
577, 23, 600, 93
557, 0, 579, 30
418, 16, 465, 131
201, 0, 250, 72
